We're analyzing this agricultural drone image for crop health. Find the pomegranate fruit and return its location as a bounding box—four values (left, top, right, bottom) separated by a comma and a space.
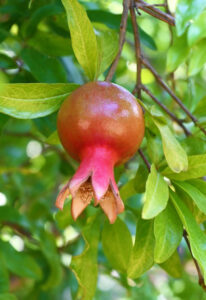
56, 81, 144, 223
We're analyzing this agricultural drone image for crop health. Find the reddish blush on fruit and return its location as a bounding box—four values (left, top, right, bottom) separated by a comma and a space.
56, 81, 144, 223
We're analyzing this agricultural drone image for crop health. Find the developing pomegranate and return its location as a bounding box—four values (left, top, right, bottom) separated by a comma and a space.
56, 81, 145, 223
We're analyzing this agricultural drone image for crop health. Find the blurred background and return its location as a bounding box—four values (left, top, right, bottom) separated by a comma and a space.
0, 0, 206, 299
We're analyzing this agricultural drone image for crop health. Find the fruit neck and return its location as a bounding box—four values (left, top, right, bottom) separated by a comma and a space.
80, 145, 119, 168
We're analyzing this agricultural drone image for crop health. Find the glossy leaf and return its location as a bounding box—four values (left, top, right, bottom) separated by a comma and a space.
0, 54, 17, 69
154, 202, 183, 263
153, 119, 188, 173
188, 11, 206, 46
128, 219, 155, 278
167, 32, 189, 72
95, 25, 118, 75
159, 251, 182, 278
20, 47, 67, 83
174, 181, 206, 215
0, 241, 42, 280
0, 83, 79, 119
188, 40, 206, 76
142, 164, 169, 219
0, 258, 9, 293
71, 217, 100, 300
39, 230, 62, 289
170, 190, 206, 283
102, 218, 133, 272
163, 154, 206, 180
61, 0, 99, 80
194, 96, 206, 117
176, 0, 206, 36
28, 30, 73, 57
87, 10, 157, 50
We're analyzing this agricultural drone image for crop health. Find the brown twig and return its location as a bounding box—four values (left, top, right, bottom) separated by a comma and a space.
141, 57, 206, 136
105, 0, 130, 81
183, 230, 206, 290
138, 149, 151, 171
130, 0, 142, 99
141, 84, 191, 136
136, 0, 175, 26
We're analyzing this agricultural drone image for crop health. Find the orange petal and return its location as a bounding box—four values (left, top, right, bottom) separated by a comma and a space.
99, 187, 118, 224
71, 180, 94, 220
56, 182, 70, 210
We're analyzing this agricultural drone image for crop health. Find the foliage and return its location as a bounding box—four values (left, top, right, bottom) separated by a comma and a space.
0, 0, 206, 299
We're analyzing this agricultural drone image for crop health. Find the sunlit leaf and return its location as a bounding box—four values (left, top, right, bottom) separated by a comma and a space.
0, 83, 79, 119
154, 202, 183, 263
142, 164, 169, 220
102, 218, 132, 272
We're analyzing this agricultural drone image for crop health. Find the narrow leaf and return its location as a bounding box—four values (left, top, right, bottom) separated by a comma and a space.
95, 25, 118, 75
188, 40, 206, 76
128, 219, 155, 278
142, 164, 169, 219
154, 202, 183, 263
159, 251, 182, 278
153, 119, 188, 173
0, 241, 42, 280
188, 11, 206, 46
102, 218, 133, 272
163, 154, 206, 180
61, 0, 99, 80
71, 217, 100, 300
21, 47, 67, 83
176, 0, 206, 36
0, 258, 9, 293
174, 181, 206, 215
170, 190, 206, 283
0, 83, 79, 119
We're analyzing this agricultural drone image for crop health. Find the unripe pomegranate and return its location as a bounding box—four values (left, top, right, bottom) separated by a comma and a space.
56, 81, 144, 223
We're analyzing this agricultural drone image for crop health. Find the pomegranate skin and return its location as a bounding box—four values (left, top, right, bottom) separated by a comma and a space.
56, 81, 144, 223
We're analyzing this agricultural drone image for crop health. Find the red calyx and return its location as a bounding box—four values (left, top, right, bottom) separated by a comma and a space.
56, 81, 145, 223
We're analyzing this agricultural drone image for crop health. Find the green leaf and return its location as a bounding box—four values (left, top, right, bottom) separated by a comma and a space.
188, 40, 206, 76
176, 0, 206, 36
0, 294, 17, 300
170, 190, 206, 283
45, 130, 61, 145
159, 251, 182, 278
188, 11, 206, 46
128, 219, 155, 278
0, 83, 79, 119
71, 217, 100, 300
87, 10, 157, 50
0, 54, 17, 69
134, 164, 149, 193
174, 181, 206, 215
95, 24, 118, 75
142, 164, 169, 220
153, 119, 188, 173
163, 154, 206, 180
0, 258, 9, 293
194, 96, 206, 117
28, 30, 73, 57
102, 218, 132, 272
61, 0, 99, 80
167, 32, 189, 72
23, 4, 63, 37
120, 179, 136, 201
0, 206, 30, 230
38, 231, 62, 289
20, 47, 67, 83
0, 241, 42, 280
188, 179, 206, 195
154, 202, 183, 263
